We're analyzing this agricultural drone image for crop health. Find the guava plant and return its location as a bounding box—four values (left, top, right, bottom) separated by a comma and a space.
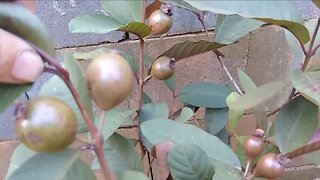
1, 0, 320, 180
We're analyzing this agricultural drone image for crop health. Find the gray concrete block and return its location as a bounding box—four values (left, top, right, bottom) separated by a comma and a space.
36, 0, 125, 49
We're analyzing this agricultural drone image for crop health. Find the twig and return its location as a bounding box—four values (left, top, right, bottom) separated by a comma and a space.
169, 92, 176, 117
33, 46, 113, 180
138, 38, 145, 109
285, 139, 320, 159
196, 13, 243, 95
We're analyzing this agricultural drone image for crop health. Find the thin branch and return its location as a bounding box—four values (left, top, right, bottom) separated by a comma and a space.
285, 139, 320, 159
138, 38, 145, 109
169, 92, 176, 117
33, 47, 113, 180
311, 44, 320, 56
196, 12, 243, 95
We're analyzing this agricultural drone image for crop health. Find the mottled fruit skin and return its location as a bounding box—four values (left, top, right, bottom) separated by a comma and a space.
244, 136, 264, 160
151, 56, 175, 80
255, 153, 284, 179
86, 52, 133, 110
15, 96, 77, 153
148, 10, 172, 35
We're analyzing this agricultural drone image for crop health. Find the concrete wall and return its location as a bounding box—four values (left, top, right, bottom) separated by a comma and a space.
1, 1, 320, 179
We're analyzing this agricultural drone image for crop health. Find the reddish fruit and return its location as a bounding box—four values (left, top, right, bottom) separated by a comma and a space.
148, 9, 172, 35
86, 52, 133, 110
244, 136, 264, 160
15, 96, 77, 153
255, 153, 284, 179
151, 56, 175, 80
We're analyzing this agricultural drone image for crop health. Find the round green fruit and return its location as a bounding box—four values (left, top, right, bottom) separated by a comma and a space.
148, 9, 172, 35
151, 56, 175, 80
86, 52, 133, 110
15, 96, 77, 153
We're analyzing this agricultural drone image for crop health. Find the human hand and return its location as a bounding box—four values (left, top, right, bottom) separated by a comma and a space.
0, 0, 43, 84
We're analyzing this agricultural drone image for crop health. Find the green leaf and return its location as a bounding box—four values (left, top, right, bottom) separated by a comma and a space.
96, 109, 135, 140
8, 149, 81, 180
179, 82, 232, 108
238, 69, 267, 129
0, 84, 30, 112
73, 48, 137, 73
40, 52, 94, 132
142, 92, 152, 105
291, 70, 320, 106
138, 102, 169, 124
213, 14, 264, 44
144, 53, 154, 67
170, 0, 309, 44
238, 68, 257, 93
159, 40, 226, 61
285, 19, 320, 70
234, 136, 247, 168
215, 127, 230, 145
167, 144, 215, 180
204, 108, 228, 135
0, 3, 55, 56
92, 133, 143, 176
63, 159, 96, 180
165, 76, 176, 92
118, 170, 148, 180
211, 160, 243, 180
275, 96, 318, 153
73, 48, 111, 60
226, 92, 244, 131
118, 22, 151, 38
312, 0, 320, 8
6, 144, 36, 179
69, 14, 122, 34
101, 0, 142, 23
175, 107, 194, 123
231, 81, 289, 110
140, 119, 240, 167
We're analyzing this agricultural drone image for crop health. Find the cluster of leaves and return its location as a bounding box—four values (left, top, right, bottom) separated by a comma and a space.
1, 0, 320, 180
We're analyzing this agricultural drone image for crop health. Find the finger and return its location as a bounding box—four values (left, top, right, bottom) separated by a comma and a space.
0, 29, 44, 84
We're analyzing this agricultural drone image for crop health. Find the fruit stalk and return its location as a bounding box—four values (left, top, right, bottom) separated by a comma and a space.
196, 13, 243, 95
33, 47, 113, 180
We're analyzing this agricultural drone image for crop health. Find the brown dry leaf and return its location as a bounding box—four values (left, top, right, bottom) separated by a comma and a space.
151, 142, 173, 180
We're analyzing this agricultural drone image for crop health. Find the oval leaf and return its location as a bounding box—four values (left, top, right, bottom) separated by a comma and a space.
140, 119, 240, 167
8, 149, 81, 180
214, 14, 264, 44
69, 14, 122, 34
179, 82, 232, 108
165, 76, 176, 92
204, 108, 228, 135
40, 52, 94, 132
138, 102, 169, 124
275, 96, 318, 153
175, 107, 194, 123
292, 70, 320, 106
0, 3, 55, 56
142, 92, 152, 105
118, 22, 151, 38
168, 0, 309, 44
64, 159, 96, 180
92, 133, 143, 176
159, 40, 226, 61
101, 0, 142, 23
167, 144, 215, 180
231, 80, 289, 110
96, 109, 135, 140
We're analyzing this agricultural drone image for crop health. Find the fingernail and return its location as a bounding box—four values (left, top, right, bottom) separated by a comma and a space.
12, 50, 44, 83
